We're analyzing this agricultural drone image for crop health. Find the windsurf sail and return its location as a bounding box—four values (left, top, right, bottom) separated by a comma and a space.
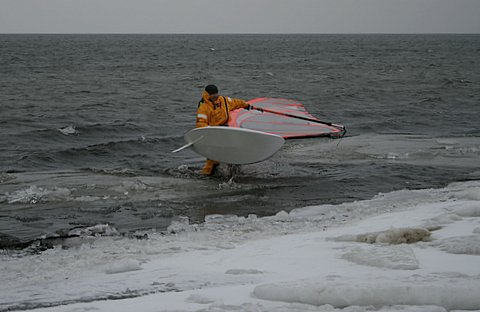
228, 98, 346, 139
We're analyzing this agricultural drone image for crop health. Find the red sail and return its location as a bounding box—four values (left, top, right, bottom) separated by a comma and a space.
229, 98, 345, 139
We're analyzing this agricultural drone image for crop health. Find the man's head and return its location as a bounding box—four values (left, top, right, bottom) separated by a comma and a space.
205, 85, 219, 101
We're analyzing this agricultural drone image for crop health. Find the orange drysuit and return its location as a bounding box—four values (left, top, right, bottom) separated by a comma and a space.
196, 90, 249, 175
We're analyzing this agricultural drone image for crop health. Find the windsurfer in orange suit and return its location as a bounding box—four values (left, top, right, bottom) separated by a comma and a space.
196, 85, 251, 175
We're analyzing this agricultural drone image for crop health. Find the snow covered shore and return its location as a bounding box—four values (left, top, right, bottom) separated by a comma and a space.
1, 180, 480, 312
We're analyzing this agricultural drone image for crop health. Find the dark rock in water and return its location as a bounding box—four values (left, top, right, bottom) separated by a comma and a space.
0, 232, 31, 249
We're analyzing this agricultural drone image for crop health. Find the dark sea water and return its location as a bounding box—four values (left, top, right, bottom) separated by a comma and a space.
1, 34, 479, 248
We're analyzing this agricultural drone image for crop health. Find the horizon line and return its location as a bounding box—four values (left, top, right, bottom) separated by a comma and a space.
1, 32, 479, 35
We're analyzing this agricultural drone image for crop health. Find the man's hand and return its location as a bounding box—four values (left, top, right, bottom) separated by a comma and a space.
246, 105, 263, 112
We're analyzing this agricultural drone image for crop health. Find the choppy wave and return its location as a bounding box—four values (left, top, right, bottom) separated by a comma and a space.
5, 134, 182, 173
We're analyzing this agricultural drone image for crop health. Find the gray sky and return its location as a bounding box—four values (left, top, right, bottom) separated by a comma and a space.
1, 0, 480, 34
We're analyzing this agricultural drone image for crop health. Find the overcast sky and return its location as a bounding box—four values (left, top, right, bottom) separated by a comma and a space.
1, 0, 479, 34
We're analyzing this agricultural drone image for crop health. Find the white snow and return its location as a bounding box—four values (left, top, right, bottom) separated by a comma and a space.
1, 180, 480, 312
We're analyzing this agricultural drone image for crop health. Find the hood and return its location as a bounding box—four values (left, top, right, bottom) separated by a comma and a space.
202, 90, 220, 106
202, 91, 211, 103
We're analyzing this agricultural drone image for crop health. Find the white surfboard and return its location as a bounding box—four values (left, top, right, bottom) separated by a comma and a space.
180, 126, 285, 164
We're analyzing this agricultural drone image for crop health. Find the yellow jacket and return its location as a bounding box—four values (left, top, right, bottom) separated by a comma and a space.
196, 91, 249, 128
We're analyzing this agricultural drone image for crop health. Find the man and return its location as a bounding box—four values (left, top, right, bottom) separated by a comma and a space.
196, 84, 251, 175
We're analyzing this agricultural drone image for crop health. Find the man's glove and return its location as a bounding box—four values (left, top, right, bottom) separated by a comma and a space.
246, 105, 263, 112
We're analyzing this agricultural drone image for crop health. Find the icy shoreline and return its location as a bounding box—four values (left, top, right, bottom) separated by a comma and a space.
1, 180, 479, 312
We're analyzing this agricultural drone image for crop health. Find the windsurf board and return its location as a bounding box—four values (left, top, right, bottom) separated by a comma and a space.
183, 126, 285, 164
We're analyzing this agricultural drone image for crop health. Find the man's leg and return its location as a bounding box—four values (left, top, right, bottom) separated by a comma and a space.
202, 159, 219, 175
